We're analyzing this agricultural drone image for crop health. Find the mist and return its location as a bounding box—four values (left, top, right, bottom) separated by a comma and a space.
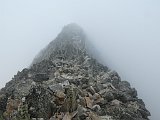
0, 0, 160, 119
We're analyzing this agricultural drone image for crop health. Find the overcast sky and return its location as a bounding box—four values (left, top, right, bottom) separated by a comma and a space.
0, 0, 160, 119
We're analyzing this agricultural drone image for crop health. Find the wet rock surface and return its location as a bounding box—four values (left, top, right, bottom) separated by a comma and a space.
0, 23, 150, 120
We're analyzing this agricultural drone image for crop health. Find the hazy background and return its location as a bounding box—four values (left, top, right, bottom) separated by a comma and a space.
0, 0, 160, 119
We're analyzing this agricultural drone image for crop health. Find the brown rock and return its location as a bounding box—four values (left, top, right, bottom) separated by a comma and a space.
84, 97, 93, 108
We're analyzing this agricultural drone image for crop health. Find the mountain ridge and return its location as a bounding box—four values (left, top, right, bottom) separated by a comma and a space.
0, 23, 150, 120
32, 23, 87, 64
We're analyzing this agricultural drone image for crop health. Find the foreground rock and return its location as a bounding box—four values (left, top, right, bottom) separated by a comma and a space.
0, 23, 150, 120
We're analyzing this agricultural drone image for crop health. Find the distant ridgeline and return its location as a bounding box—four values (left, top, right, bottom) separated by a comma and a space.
0, 23, 150, 120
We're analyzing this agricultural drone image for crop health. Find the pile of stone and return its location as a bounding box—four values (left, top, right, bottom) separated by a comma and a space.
0, 23, 150, 120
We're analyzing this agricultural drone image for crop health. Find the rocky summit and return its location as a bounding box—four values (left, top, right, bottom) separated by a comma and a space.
0, 23, 150, 120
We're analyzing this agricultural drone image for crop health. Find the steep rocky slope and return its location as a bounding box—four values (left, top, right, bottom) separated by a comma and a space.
0, 23, 150, 120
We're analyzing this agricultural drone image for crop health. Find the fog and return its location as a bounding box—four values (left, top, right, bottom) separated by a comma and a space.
0, 0, 160, 119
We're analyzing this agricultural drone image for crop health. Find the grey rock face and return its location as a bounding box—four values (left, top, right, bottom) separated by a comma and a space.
0, 23, 150, 120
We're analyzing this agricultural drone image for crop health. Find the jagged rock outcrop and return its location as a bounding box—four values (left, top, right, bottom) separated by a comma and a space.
0, 23, 150, 120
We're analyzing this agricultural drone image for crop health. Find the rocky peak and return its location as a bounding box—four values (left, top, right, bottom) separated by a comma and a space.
54, 23, 86, 49
0, 24, 150, 120
32, 23, 87, 64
